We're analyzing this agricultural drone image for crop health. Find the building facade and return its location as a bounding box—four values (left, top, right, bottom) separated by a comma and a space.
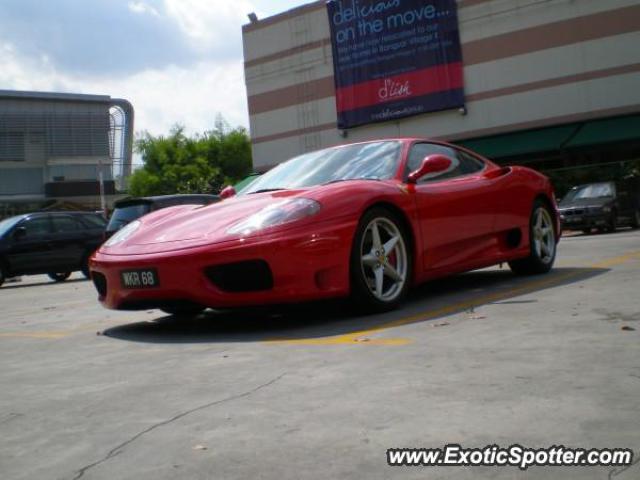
242, 0, 640, 189
0, 90, 134, 217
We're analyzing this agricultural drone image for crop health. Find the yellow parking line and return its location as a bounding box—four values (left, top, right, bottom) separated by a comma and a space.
272, 337, 412, 346
2, 251, 638, 343
0, 332, 68, 339
269, 250, 640, 346
0, 324, 101, 340
591, 250, 640, 268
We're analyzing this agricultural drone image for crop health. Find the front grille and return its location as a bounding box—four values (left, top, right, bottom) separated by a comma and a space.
92, 272, 107, 297
563, 209, 584, 216
205, 260, 273, 292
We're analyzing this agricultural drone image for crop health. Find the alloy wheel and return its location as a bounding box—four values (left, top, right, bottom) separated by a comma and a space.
359, 217, 408, 302
533, 207, 555, 264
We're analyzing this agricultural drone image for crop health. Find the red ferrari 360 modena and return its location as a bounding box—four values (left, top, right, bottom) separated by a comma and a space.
90, 139, 561, 314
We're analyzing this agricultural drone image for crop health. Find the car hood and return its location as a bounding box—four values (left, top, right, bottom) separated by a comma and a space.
99, 179, 404, 255
100, 189, 315, 254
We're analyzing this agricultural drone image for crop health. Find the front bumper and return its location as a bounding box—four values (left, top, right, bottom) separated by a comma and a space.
560, 212, 610, 230
90, 220, 355, 310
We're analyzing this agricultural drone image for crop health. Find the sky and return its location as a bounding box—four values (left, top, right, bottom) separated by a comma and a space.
0, 0, 306, 136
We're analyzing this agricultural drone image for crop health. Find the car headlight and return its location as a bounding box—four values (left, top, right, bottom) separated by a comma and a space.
227, 198, 321, 236
104, 220, 141, 247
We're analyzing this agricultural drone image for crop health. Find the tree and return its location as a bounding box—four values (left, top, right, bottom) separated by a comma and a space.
127, 121, 252, 197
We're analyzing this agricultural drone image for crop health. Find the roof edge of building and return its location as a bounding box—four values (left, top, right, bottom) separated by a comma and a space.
0, 89, 111, 103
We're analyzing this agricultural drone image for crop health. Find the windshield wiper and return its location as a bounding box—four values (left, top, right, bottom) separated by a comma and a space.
249, 188, 288, 194
322, 177, 380, 185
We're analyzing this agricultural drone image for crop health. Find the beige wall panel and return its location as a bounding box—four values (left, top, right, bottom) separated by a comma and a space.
244, 0, 640, 66
245, 47, 333, 92
243, 6, 330, 63
465, 31, 640, 94
250, 71, 640, 166
247, 30, 640, 101
250, 97, 337, 139
460, 0, 640, 42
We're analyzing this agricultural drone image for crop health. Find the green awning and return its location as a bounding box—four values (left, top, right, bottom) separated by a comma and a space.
456, 113, 640, 160
457, 124, 579, 159
564, 114, 640, 148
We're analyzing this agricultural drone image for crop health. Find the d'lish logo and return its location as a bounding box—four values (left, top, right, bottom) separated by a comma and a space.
378, 78, 412, 101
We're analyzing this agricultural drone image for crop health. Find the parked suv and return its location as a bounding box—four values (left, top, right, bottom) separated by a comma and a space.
559, 178, 640, 233
0, 212, 106, 286
105, 194, 219, 239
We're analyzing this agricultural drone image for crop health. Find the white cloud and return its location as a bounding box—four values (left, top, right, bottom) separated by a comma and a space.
164, 0, 254, 52
128, 1, 160, 17
0, 0, 307, 140
105, 60, 250, 135
0, 41, 249, 136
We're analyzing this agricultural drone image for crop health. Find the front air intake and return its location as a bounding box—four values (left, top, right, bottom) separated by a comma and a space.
92, 272, 107, 298
205, 260, 273, 292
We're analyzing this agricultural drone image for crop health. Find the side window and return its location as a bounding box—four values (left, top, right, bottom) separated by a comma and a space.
457, 151, 485, 175
406, 143, 484, 183
81, 214, 107, 228
20, 217, 52, 237
52, 216, 82, 233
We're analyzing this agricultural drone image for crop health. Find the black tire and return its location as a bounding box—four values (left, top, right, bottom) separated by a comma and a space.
0, 262, 7, 287
607, 212, 617, 233
350, 207, 412, 313
48, 272, 72, 282
81, 253, 91, 279
509, 199, 557, 275
631, 210, 640, 229
160, 304, 206, 316
582, 228, 591, 235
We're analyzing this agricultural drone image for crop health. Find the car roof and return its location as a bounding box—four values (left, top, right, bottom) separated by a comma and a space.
2, 213, 29, 223
47, 211, 104, 215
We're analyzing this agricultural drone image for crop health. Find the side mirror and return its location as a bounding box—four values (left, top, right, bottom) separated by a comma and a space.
13, 226, 27, 240
220, 185, 236, 199
407, 154, 452, 184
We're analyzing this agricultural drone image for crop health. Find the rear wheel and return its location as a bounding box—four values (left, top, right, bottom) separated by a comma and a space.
631, 209, 640, 229
0, 263, 7, 287
48, 272, 71, 282
81, 253, 91, 279
509, 200, 556, 275
607, 212, 617, 233
350, 208, 412, 312
582, 228, 591, 235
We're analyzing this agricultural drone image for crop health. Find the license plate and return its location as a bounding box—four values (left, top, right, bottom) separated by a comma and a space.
568, 216, 582, 223
120, 268, 159, 289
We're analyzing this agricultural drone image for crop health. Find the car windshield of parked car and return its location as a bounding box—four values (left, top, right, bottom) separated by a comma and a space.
107, 204, 150, 231
242, 141, 402, 194
564, 183, 614, 202
82, 214, 107, 228
0, 216, 24, 238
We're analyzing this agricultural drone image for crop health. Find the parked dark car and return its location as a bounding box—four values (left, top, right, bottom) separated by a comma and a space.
0, 212, 107, 286
559, 178, 640, 233
105, 194, 220, 239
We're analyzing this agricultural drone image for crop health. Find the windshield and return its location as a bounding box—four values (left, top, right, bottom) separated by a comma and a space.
107, 203, 150, 231
242, 141, 402, 194
563, 183, 614, 202
0, 216, 24, 238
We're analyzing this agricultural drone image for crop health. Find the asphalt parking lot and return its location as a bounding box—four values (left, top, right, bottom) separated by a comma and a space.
1, 230, 639, 480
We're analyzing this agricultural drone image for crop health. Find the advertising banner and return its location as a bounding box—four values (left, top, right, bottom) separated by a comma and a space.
326, 0, 465, 129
